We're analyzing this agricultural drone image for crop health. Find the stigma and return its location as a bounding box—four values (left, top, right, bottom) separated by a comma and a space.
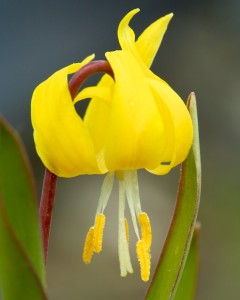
82, 170, 152, 281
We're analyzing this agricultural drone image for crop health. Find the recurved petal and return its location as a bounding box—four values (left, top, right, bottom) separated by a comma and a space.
136, 13, 173, 68
81, 75, 114, 172
31, 56, 104, 177
147, 78, 193, 175
118, 8, 139, 52
104, 50, 166, 171
118, 9, 171, 83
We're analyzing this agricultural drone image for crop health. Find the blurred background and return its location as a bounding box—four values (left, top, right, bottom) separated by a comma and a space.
1, 0, 239, 299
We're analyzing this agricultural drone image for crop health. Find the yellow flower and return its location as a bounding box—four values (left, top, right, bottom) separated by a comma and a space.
31, 9, 193, 281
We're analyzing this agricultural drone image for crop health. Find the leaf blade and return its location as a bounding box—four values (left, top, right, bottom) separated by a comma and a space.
0, 116, 46, 299
173, 224, 200, 300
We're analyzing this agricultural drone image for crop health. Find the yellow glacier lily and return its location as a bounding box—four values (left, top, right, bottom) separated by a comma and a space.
31, 9, 193, 281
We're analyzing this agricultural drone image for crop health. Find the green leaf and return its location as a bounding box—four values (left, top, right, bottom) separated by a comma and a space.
145, 93, 201, 300
173, 224, 200, 300
0, 116, 47, 300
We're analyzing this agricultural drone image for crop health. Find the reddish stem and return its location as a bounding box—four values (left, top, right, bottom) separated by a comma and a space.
68, 60, 114, 98
39, 169, 57, 264
39, 60, 113, 265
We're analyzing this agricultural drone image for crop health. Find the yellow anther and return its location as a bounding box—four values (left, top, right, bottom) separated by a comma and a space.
138, 212, 152, 249
83, 227, 95, 264
136, 240, 151, 282
93, 213, 106, 253
125, 218, 129, 244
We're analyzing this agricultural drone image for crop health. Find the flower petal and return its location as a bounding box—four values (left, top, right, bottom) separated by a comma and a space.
31, 55, 104, 177
74, 85, 111, 105
104, 50, 166, 171
135, 13, 173, 68
147, 78, 193, 175
118, 8, 139, 52
118, 8, 171, 83
82, 75, 114, 171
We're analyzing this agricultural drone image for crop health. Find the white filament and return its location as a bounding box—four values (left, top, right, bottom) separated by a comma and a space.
118, 179, 133, 276
124, 170, 142, 215
124, 170, 143, 240
96, 172, 115, 216
124, 171, 140, 240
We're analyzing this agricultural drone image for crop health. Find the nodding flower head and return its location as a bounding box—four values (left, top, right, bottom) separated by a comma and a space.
31, 8, 193, 281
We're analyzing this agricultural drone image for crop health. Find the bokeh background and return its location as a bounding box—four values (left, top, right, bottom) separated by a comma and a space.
1, 0, 239, 299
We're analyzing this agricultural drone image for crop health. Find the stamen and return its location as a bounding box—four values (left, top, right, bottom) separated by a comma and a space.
83, 227, 95, 264
125, 218, 129, 244
136, 240, 151, 282
124, 170, 140, 240
122, 171, 151, 280
93, 213, 106, 253
83, 173, 114, 267
118, 179, 133, 276
138, 212, 152, 249
124, 170, 142, 215
126, 194, 140, 240
96, 172, 115, 216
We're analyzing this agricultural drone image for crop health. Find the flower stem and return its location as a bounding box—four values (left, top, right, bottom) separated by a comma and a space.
39, 169, 57, 264
68, 60, 114, 98
39, 60, 113, 265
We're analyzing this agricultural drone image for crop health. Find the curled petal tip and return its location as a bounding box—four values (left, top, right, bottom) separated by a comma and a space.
130, 7, 140, 14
